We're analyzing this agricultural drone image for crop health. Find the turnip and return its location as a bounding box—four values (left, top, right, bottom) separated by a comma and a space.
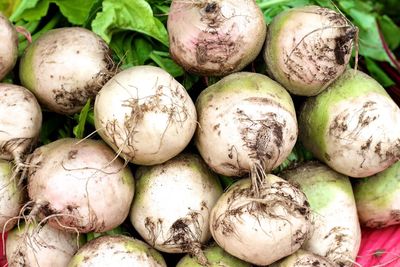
94, 65, 197, 166
176, 243, 250, 267
19, 27, 115, 115
130, 153, 222, 264
0, 13, 18, 81
0, 84, 42, 172
27, 138, 134, 233
195, 72, 297, 180
167, 0, 267, 76
6, 222, 82, 267
353, 160, 400, 228
269, 249, 334, 267
299, 69, 400, 177
68, 235, 167, 267
0, 159, 23, 232
210, 175, 311, 266
281, 162, 361, 267
264, 5, 356, 96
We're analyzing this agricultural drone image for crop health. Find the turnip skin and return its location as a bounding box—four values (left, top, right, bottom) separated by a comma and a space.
281, 162, 361, 267
19, 27, 114, 115
27, 138, 135, 233
68, 235, 167, 267
354, 160, 400, 228
0, 13, 18, 81
94, 65, 197, 166
264, 5, 355, 96
299, 69, 400, 177
210, 175, 311, 266
269, 249, 334, 267
0, 159, 22, 232
168, 0, 267, 76
6, 222, 82, 267
195, 72, 297, 177
130, 153, 223, 255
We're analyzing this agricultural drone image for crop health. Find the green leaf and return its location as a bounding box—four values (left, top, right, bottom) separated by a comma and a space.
364, 57, 395, 87
378, 15, 400, 50
149, 51, 184, 77
0, 0, 22, 17
73, 99, 91, 139
91, 0, 169, 46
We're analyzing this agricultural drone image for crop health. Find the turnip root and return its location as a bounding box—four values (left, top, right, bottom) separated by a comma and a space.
130, 153, 222, 263
68, 235, 167, 267
269, 249, 334, 267
0, 83, 42, 169
19, 27, 115, 114
94, 65, 197, 165
176, 243, 250, 267
168, 0, 266, 76
27, 138, 134, 233
0, 160, 23, 232
299, 69, 400, 177
0, 13, 18, 81
6, 222, 82, 267
264, 6, 356, 96
354, 161, 400, 228
210, 175, 311, 266
281, 162, 361, 267
195, 72, 297, 179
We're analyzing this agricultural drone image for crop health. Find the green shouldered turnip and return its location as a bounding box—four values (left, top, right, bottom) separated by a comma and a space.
264, 5, 356, 96
299, 69, 400, 177
94, 66, 197, 166
0, 13, 18, 81
19, 27, 115, 114
168, 0, 266, 76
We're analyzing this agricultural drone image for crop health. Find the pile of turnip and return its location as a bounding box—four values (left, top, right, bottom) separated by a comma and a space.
1, 1, 400, 267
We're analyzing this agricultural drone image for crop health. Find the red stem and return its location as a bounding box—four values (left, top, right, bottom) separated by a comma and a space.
377, 21, 400, 73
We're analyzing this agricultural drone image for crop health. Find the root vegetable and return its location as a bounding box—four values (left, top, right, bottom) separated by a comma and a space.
27, 138, 135, 233
68, 235, 167, 267
195, 72, 297, 178
269, 249, 334, 267
0, 13, 18, 81
94, 65, 197, 166
168, 0, 266, 76
299, 69, 400, 177
129, 153, 222, 262
281, 162, 361, 267
264, 5, 356, 96
209, 175, 311, 266
19, 27, 115, 114
354, 160, 400, 228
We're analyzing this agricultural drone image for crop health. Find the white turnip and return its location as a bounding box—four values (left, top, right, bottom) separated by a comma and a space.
19, 27, 115, 114
0, 13, 18, 81
27, 138, 134, 233
264, 5, 356, 96
269, 249, 334, 267
168, 0, 266, 76
94, 65, 197, 165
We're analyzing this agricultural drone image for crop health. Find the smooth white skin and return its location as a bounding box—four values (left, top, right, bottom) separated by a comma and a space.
0, 84, 42, 161
0, 13, 18, 80
94, 66, 197, 165
68, 235, 166, 267
6, 222, 79, 267
28, 138, 135, 233
269, 249, 334, 267
210, 177, 310, 266
0, 160, 22, 232
130, 154, 223, 253
324, 93, 400, 177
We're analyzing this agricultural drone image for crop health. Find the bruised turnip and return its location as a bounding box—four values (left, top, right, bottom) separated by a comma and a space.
264, 6, 356, 96
19, 27, 115, 114
168, 0, 266, 76
68, 235, 166, 267
0, 84, 42, 170
130, 153, 222, 263
195, 72, 297, 179
269, 249, 334, 267
0, 13, 18, 81
210, 175, 311, 266
94, 66, 197, 165
27, 138, 134, 233
299, 69, 400, 177
6, 222, 82, 267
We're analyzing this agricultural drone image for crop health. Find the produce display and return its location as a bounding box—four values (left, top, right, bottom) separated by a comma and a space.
0, 0, 400, 266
